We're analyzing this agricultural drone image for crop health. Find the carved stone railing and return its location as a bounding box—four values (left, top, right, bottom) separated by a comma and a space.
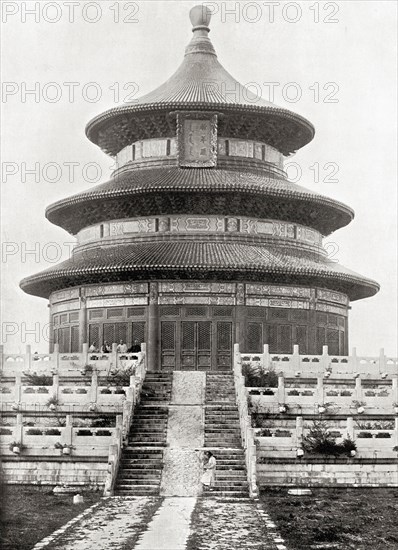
103, 345, 147, 496
233, 344, 258, 498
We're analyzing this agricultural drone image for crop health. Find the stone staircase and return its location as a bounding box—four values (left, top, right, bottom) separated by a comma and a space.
114, 373, 172, 495
203, 372, 249, 498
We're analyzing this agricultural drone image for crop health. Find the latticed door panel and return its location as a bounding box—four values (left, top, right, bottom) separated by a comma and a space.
197, 321, 211, 370
114, 323, 128, 346
295, 325, 308, 354
59, 327, 70, 353
316, 327, 326, 354
103, 324, 115, 346
268, 325, 278, 353
88, 325, 100, 349
161, 321, 176, 370
247, 322, 263, 353
216, 322, 232, 370
181, 321, 196, 369
131, 322, 146, 347
70, 326, 79, 353
326, 328, 339, 356
279, 325, 292, 354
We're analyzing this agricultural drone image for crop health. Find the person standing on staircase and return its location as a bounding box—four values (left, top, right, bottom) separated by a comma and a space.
201, 451, 216, 491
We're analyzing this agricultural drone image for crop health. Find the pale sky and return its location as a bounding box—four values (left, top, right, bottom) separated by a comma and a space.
1, 1, 397, 356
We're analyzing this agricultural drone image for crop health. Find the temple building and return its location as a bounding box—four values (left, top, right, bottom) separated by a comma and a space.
20, 6, 379, 370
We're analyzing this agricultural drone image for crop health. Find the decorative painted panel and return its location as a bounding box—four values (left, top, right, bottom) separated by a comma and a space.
86, 297, 147, 308
317, 288, 348, 305
246, 284, 312, 298
85, 283, 148, 296
51, 300, 80, 313
177, 112, 218, 168
142, 139, 168, 158
229, 139, 254, 158
50, 288, 80, 304
159, 295, 235, 306
159, 282, 235, 294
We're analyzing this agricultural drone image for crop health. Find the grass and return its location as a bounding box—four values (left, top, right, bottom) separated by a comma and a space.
0, 484, 102, 550
260, 487, 398, 550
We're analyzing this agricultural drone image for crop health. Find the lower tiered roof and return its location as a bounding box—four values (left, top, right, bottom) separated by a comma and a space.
20, 239, 379, 300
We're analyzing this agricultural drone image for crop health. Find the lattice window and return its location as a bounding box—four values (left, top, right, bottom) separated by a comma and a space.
337, 316, 345, 328
132, 322, 145, 345
160, 306, 180, 316
296, 325, 308, 354
247, 323, 262, 353
88, 325, 100, 348
53, 315, 59, 326
59, 327, 70, 353
316, 327, 326, 354
326, 328, 339, 355
270, 308, 289, 320
182, 322, 195, 350
89, 309, 103, 320
185, 306, 208, 317
247, 306, 265, 318
59, 314, 68, 325
217, 322, 232, 351
279, 325, 292, 354
161, 322, 176, 351
317, 313, 327, 325
198, 322, 211, 350
69, 312, 79, 322
71, 326, 79, 353
103, 323, 115, 345
291, 310, 308, 322
127, 307, 146, 317
107, 308, 123, 319
114, 323, 127, 344
213, 307, 233, 317
268, 325, 278, 353
328, 314, 338, 326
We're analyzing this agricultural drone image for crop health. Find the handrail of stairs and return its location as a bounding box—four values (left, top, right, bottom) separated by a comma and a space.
103, 345, 147, 496
233, 343, 258, 499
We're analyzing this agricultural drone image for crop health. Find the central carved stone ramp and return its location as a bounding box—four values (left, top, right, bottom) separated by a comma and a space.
204, 372, 249, 499
114, 373, 172, 496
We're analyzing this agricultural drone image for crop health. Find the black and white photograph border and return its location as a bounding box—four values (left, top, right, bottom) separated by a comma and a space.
1, 2, 397, 550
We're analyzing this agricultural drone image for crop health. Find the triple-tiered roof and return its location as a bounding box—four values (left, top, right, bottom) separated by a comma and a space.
20, 6, 379, 302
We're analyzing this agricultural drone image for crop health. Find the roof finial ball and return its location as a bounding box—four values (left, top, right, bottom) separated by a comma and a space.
190, 5, 212, 32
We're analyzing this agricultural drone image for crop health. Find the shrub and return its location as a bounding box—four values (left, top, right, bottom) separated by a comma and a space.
302, 421, 356, 456
45, 429, 61, 436
242, 364, 278, 388
95, 429, 112, 436
375, 432, 391, 438
75, 388, 88, 394
24, 373, 52, 386
37, 387, 49, 394
358, 432, 373, 438
105, 366, 136, 387
92, 417, 114, 428
76, 429, 93, 436
258, 428, 272, 437
0, 428, 13, 435
26, 428, 43, 435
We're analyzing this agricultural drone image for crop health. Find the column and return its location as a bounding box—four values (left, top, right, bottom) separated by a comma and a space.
147, 282, 159, 372
79, 296, 88, 352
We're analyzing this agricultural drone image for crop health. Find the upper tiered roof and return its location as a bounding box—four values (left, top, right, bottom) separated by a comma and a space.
85, 5, 314, 157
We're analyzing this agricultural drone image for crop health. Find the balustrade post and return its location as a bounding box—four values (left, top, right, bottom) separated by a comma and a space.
63, 414, 73, 446
262, 344, 270, 372
52, 374, 59, 400
234, 343, 240, 374
15, 374, 22, 403
277, 374, 285, 403
52, 343, 60, 373
16, 413, 23, 443
90, 372, 98, 403
82, 343, 88, 367
321, 345, 329, 372
316, 375, 324, 404
25, 344, 32, 371
379, 348, 386, 374
295, 416, 303, 447
354, 376, 362, 401
292, 344, 300, 370
351, 347, 358, 373
111, 343, 118, 370
346, 416, 354, 440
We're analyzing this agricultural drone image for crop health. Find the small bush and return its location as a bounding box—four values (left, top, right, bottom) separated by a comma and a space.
76, 429, 93, 436
375, 432, 391, 438
95, 429, 112, 436
45, 429, 61, 436
358, 432, 373, 438
26, 428, 43, 435
24, 373, 52, 386
302, 421, 357, 456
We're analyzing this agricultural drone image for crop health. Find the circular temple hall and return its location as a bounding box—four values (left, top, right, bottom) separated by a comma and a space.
20, 6, 379, 370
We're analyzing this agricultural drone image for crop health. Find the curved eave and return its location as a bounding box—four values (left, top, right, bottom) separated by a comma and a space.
20, 241, 379, 301
85, 103, 315, 157
44, 168, 354, 236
